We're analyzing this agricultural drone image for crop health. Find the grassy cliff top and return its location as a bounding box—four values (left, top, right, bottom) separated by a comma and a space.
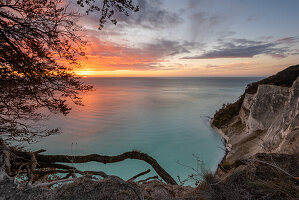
212, 64, 299, 128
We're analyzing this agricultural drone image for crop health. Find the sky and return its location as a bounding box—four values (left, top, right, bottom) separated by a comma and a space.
73, 0, 299, 77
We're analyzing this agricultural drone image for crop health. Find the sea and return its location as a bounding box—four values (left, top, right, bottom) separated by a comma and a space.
31, 77, 262, 185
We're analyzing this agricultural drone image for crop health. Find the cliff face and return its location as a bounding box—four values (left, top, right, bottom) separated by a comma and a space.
215, 77, 299, 163
212, 64, 299, 128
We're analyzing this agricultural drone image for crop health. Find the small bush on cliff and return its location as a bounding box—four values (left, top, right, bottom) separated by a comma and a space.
212, 98, 243, 128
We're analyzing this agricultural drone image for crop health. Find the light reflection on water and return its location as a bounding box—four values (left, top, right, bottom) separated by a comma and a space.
31, 77, 261, 185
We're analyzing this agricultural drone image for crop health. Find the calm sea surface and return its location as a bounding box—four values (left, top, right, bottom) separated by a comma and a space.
31, 77, 262, 185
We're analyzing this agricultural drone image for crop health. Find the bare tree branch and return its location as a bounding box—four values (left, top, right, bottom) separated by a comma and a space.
128, 169, 151, 182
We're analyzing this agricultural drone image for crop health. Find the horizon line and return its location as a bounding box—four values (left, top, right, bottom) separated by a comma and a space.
79, 76, 266, 78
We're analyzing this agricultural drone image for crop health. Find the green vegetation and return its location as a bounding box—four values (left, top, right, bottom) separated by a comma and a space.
212, 64, 299, 128
212, 100, 243, 128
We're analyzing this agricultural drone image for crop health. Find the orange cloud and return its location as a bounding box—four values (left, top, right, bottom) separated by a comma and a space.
75, 36, 166, 74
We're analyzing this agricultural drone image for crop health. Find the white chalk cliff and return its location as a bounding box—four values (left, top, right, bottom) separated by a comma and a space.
217, 77, 299, 163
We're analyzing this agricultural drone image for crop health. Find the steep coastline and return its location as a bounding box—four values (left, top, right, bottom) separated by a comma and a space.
212, 64, 299, 129
212, 65, 299, 163
207, 65, 299, 199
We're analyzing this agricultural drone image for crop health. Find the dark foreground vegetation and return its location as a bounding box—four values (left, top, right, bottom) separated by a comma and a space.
1, 149, 298, 200
212, 64, 299, 128
202, 153, 299, 200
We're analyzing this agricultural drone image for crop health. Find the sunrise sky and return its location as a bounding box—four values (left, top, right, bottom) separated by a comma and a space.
74, 0, 299, 77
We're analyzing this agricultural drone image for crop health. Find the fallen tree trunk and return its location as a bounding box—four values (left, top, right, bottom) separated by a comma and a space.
0, 138, 177, 185
23, 151, 177, 185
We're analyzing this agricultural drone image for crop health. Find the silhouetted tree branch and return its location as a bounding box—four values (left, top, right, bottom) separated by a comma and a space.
0, 0, 138, 143
77, 0, 139, 29
0, 139, 177, 185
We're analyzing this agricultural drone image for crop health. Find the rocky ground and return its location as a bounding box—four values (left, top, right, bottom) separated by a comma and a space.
0, 175, 199, 200
1, 153, 298, 200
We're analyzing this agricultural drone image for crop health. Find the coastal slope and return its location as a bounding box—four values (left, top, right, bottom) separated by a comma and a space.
212, 65, 299, 163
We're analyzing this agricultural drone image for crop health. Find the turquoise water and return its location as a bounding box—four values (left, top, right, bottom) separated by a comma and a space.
31, 77, 261, 185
